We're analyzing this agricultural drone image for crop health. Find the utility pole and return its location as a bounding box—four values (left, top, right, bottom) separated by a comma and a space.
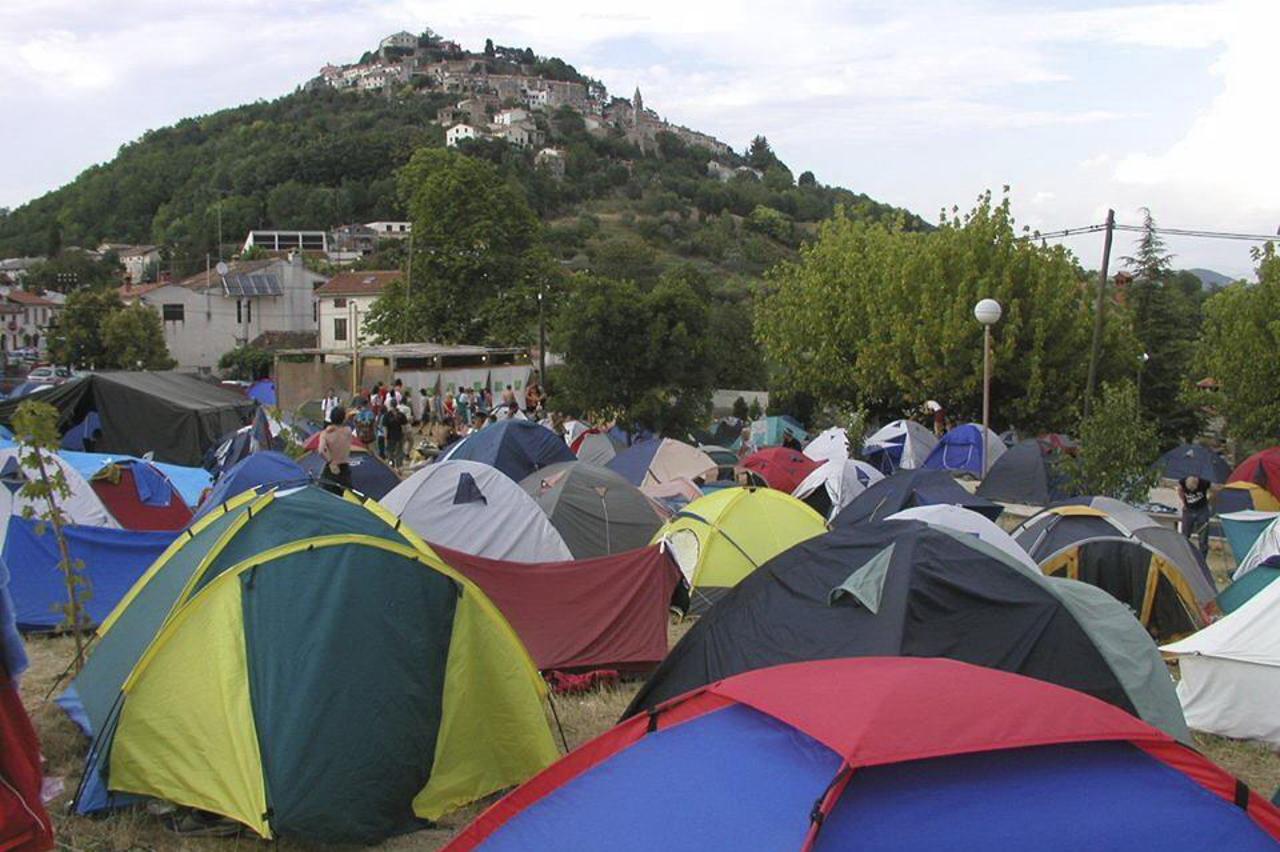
538, 278, 546, 394
403, 231, 413, 343
1083, 209, 1115, 419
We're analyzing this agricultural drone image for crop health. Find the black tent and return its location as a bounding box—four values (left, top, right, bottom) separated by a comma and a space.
833, 468, 1002, 526
625, 520, 1153, 723
976, 438, 1073, 505
0, 372, 254, 466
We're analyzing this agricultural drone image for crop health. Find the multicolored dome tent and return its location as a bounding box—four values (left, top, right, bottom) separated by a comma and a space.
793, 458, 883, 521
607, 438, 717, 488
834, 468, 1002, 526
652, 487, 827, 613
88, 459, 193, 531
628, 518, 1187, 740
438, 419, 575, 482
569, 430, 617, 467
1230, 447, 1280, 502
447, 658, 1280, 851
1217, 481, 1280, 513
63, 486, 556, 843
518, 462, 662, 559
862, 419, 937, 474
380, 461, 572, 563
1013, 499, 1216, 638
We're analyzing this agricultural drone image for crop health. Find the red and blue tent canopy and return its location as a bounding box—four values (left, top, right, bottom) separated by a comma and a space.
1231, 447, 1280, 501
447, 658, 1280, 851
740, 447, 821, 494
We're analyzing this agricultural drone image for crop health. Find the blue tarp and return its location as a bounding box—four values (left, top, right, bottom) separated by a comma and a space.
4, 517, 176, 632
439, 420, 575, 482
194, 451, 310, 519
247, 378, 276, 407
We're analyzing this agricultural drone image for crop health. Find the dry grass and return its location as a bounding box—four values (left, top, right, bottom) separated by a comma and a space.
17, 591, 1278, 850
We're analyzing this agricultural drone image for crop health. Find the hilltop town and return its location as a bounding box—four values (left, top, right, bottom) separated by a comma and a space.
310, 29, 732, 157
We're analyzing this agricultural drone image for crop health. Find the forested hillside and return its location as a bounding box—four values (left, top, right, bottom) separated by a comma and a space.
0, 86, 925, 286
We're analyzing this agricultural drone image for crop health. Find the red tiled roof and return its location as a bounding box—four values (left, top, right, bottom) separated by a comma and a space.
118, 282, 165, 299
4, 290, 57, 307
314, 270, 401, 296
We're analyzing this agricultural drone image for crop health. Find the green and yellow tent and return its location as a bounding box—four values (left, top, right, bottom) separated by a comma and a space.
653, 486, 827, 613
66, 486, 556, 843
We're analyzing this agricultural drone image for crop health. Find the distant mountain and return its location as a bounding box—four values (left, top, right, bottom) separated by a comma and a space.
1186, 268, 1235, 289
0, 28, 925, 288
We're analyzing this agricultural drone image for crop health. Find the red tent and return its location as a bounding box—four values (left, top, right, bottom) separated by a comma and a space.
431, 543, 681, 673
1230, 447, 1280, 501
0, 685, 53, 851
90, 465, 192, 531
302, 430, 367, 453
740, 447, 821, 494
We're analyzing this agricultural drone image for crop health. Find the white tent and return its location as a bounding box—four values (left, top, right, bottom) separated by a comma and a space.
1163, 577, 1280, 746
803, 427, 850, 465
379, 460, 572, 562
793, 458, 883, 520
888, 504, 1038, 573
863, 420, 938, 472
1233, 514, 1280, 580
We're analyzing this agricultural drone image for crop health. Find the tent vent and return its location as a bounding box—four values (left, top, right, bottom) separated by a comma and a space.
453, 473, 488, 506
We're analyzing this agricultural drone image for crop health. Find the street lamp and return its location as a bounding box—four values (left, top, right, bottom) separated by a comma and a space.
974, 298, 1002, 478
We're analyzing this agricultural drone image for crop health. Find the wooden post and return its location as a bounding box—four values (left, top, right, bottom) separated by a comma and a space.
1083, 209, 1115, 418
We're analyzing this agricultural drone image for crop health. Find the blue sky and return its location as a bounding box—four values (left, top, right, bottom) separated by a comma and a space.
1, 0, 1274, 275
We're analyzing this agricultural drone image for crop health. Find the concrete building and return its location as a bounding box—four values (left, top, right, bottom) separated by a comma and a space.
380, 31, 417, 51
446, 124, 482, 147
0, 290, 59, 354
365, 221, 412, 239
494, 108, 529, 126
313, 270, 401, 351
117, 245, 162, 283
242, 230, 328, 254
137, 256, 326, 371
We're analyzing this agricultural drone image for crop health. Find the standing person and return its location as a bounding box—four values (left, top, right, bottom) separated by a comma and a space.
391, 379, 405, 410
354, 397, 376, 448
317, 405, 353, 494
321, 388, 340, 424
420, 388, 432, 425
458, 387, 472, 427
1178, 474, 1212, 556
483, 387, 494, 414
502, 384, 516, 408
432, 388, 444, 425
382, 402, 406, 469
524, 381, 543, 416
443, 392, 456, 427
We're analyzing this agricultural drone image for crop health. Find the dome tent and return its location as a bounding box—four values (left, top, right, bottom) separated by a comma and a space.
626, 519, 1188, 742
976, 438, 1073, 506
1155, 442, 1231, 484
792, 458, 883, 521
862, 419, 937, 473
88, 459, 193, 531
1219, 510, 1280, 565
448, 659, 1280, 852
922, 422, 1007, 477
652, 487, 827, 613
740, 447, 821, 493
606, 438, 717, 487
298, 449, 400, 499
63, 486, 556, 843
381, 461, 572, 563
1230, 447, 1280, 502
834, 468, 1002, 526
193, 451, 311, 520
438, 419, 575, 482
518, 462, 662, 559
1218, 481, 1280, 513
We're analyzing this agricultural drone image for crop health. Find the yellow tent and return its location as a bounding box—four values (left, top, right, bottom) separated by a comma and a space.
653, 487, 827, 613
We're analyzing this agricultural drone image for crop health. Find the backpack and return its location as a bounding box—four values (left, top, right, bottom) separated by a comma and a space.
355, 414, 376, 444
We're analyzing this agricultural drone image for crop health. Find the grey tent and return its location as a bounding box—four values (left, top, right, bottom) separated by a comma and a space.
379, 460, 572, 562
0, 372, 254, 466
573, 431, 618, 467
519, 462, 664, 559
976, 438, 1073, 506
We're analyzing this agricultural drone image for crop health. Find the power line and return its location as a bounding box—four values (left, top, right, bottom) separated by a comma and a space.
1114, 224, 1280, 243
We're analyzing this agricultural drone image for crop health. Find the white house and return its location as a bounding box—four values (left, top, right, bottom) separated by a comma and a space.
242, 230, 328, 253
364, 221, 412, 239
380, 31, 417, 51
117, 245, 161, 283
446, 124, 482, 147
494, 108, 529, 126
0, 290, 59, 354
138, 256, 326, 371
313, 270, 401, 351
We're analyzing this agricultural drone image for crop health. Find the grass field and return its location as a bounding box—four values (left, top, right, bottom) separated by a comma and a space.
17, 565, 1280, 849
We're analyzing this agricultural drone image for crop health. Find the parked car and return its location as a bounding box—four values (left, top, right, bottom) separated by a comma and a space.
26, 365, 70, 383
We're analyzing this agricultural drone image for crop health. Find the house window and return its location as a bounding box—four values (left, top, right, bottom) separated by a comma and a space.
247, 300, 252, 323
334, 298, 348, 308
162, 304, 184, 322
236, 300, 242, 324
334, 317, 348, 342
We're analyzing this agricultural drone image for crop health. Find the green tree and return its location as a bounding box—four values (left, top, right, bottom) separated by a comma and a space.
47, 288, 124, 367
747, 135, 780, 171
484, 38, 495, 57
756, 192, 1140, 432
100, 302, 175, 369
13, 401, 91, 670
1193, 244, 1280, 447
363, 148, 541, 344
587, 236, 659, 285
552, 270, 714, 436
218, 346, 274, 380
1066, 381, 1160, 503
1122, 208, 1201, 447
798, 170, 817, 188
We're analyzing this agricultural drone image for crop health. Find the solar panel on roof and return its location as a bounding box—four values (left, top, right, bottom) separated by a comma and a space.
221, 272, 281, 297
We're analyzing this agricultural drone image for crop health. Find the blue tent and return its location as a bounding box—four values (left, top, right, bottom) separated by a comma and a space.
606, 424, 653, 448
298, 450, 400, 499
1156, 443, 1231, 484
194, 451, 310, 520
835, 468, 1003, 526
1220, 511, 1279, 564
439, 420, 575, 482
246, 378, 276, 407
923, 423, 1006, 477
61, 412, 102, 451
749, 415, 807, 448
4, 517, 176, 631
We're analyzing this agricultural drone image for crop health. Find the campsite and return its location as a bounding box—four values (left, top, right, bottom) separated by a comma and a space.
3, 370, 1280, 850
